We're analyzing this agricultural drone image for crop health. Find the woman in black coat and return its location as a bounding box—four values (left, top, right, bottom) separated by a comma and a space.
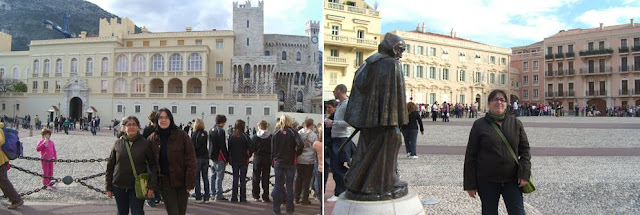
463, 89, 532, 215
227, 120, 252, 202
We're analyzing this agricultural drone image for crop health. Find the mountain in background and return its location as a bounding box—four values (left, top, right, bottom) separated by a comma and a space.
0, 0, 140, 51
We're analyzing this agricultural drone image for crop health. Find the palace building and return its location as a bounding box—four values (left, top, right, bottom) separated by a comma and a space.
0, 1, 321, 126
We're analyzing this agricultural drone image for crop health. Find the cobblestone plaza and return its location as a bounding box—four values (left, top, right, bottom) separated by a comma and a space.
325, 116, 640, 214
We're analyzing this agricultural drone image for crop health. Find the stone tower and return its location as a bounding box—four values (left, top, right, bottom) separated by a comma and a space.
233, 1, 265, 56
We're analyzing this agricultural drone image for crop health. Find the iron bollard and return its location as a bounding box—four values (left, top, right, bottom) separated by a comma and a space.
30, 126, 33, 137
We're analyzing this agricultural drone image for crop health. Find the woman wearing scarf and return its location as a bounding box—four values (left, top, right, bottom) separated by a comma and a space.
463, 89, 532, 215
147, 108, 196, 215
106, 116, 157, 215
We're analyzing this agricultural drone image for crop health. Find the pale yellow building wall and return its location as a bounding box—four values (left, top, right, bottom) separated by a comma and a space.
392, 30, 512, 112
99, 17, 136, 38
0, 32, 11, 52
323, 0, 381, 100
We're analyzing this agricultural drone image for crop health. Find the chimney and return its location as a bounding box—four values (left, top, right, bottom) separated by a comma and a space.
186, 26, 192, 32
632, 19, 635, 27
450, 28, 455, 38
141, 26, 149, 33
79, 31, 87, 38
421, 22, 425, 33
600, 23, 604, 30
416, 23, 420, 31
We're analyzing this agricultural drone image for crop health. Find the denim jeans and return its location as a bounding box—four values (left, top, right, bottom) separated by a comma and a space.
112, 186, 144, 215
210, 160, 226, 198
231, 164, 248, 202
402, 129, 418, 156
477, 179, 525, 215
330, 137, 351, 197
195, 158, 210, 201
272, 164, 296, 214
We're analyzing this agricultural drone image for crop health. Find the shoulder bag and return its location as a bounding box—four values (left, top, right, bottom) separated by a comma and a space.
124, 140, 154, 200
490, 122, 536, 194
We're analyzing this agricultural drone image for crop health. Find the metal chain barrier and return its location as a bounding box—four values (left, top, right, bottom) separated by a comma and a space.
7, 164, 61, 197
19, 156, 108, 163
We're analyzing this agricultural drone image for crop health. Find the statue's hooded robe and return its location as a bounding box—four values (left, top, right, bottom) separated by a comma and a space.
343, 33, 409, 200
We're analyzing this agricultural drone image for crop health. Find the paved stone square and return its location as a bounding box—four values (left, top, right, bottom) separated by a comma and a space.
325, 116, 640, 214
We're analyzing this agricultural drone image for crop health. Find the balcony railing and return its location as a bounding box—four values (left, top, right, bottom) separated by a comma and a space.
326, 56, 347, 64
545, 54, 554, 60
565, 52, 575, 58
634, 89, 640, 96
557, 91, 565, 97
86, 72, 92, 77
585, 90, 607, 97
326, 2, 380, 17
554, 53, 564, 58
566, 69, 575, 76
567, 91, 575, 97
555, 70, 565, 76
619, 89, 632, 97
579, 48, 614, 57
327, 2, 344, 10
619, 65, 630, 72
579, 66, 612, 75
619, 46, 629, 53
545, 91, 555, 98
545, 70, 554, 77
633, 46, 640, 52
55, 73, 62, 77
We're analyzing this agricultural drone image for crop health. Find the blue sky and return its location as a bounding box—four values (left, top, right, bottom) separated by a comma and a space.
367, 0, 640, 48
86, 0, 322, 37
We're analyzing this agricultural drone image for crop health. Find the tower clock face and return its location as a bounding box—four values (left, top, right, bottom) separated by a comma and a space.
311, 36, 318, 44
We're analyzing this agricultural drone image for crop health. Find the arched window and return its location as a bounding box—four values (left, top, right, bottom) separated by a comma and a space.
300, 72, 306, 85
70, 58, 78, 73
281, 51, 287, 60
132, 55, 146, 72
265, 51, 270, 56
296, 52, 301, 61
12, 67, 19, 80
86, 58, 93, 74
151, 54, 164, 71
169, 53, 183, 71
114, 78, 127, 93
278, 90, 285, 102
294, 72, 300, 85
116, 55, 128, 72
43, 59, 50, 74
131, 78, 145, 93
101, 57, 109, 74
188, 53, 202, 71
243, 63, 251, 78
296, 91, 303, 102
55, 59, 62, 74
33, 60, 40, 74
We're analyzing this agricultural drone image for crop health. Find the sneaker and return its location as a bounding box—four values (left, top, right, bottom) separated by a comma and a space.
262, 198, 271, 203
45, 186, 54, 190
215, 197, 229, 201
145, 200, 156, 207
195, 199, 203, 204
254, 198, 261, 202
203, 199, 209, 204
326, 195, 339, 202
7, 199, 23, 209
410, 155, 419, 159
406, 153, 411, 158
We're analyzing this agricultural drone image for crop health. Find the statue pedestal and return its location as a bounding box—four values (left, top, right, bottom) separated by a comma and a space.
332, 191, 425, 215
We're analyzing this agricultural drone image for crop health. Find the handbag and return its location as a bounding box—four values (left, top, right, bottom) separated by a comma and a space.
490, 122, 536, 194
124, 139, 154, 200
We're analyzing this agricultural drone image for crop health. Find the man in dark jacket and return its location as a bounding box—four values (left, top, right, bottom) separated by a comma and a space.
271, 115, 304, 215
251, 120, 272, 202
209, 115, 229, 201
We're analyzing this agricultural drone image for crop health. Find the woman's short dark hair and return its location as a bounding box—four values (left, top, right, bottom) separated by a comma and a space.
488, 89, 508, 103
121, 116, 141, 128
324, 100, 336, 108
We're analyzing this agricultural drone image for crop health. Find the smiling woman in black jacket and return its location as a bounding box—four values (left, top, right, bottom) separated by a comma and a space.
464, 89, 531, 215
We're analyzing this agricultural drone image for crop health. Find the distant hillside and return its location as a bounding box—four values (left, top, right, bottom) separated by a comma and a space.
0, 0, 140, 51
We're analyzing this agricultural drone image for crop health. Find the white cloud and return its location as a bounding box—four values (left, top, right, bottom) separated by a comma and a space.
368, 0, 578, 47
85, 0, 318, 35
575, 7, 640, 27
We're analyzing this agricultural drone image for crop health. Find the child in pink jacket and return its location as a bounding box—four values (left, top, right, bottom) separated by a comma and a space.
36, 129, 57, 189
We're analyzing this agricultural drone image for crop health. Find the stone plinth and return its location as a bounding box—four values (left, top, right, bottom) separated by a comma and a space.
332, 191, 425, 215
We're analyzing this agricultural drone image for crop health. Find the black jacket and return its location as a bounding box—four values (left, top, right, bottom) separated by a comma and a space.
209, 125, 228, 162
401, 111, 424, 131
251, 133, 272, 158
191, 130, 209, 159
271, 126, 304, 166
228, 133, 252, 166
106, 136, 157, 191
463, 113, 531, 190
142, 125, 156, 139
